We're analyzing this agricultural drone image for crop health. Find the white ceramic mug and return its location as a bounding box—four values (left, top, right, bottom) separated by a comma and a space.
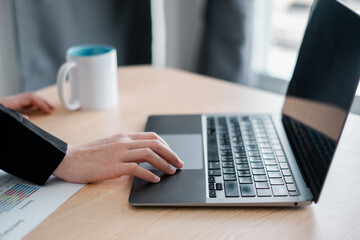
57, 45, 118, 111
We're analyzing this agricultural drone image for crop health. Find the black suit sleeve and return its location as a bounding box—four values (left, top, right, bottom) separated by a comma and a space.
0, 104, 67, 185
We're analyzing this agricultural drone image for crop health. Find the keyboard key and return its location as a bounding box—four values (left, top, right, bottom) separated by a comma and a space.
270, 178, 284, 185
258, 137, 269, 143
208, 170, 221, 176
240, 184, 256, 197
262, 153, 275, 159
224, 181, 240, 197
266, 165, 280, 171
284, 176, 294, 184
239, 177, 253, 184
248, 151, 260, 156
238, 170, 251, 177
249, 157, 262, 162
282, 170, 291, 176
236, 164, 250, 170
277, 156, 287, 162
245, 140, 257, 145
273, 144, 282, 150
264, 160, 277, 165
261, 148, 273, 153
220, 145, 232, 150
234, 149, 246, 154
254, 175, 268, 182
271, 185, 288, 196
208, 147, 218, 154
234, 146, 245, 151
216, 183, 223, 190
289, 191, 298, 196
222, 159, 235, 163
220, 140, 230, 145
235, 158, 248, 164
233, 141, 245, 147
255, 182, 270, 189
208, 162, 220, 169
222, 162, 234, 168
235, 153, 247, 158
208, 158, 220, 162
275, 150, 284, 156
254, 128, 265, 133
221, 151, 233, 156
256, 133, 267, 138
209, 183, 215, 190
286, 183, 297, 192
243, 135, 255, 140
224, 174, 237, 181
208, 176, 215, 183
208, 151, 219, 159
280, 162, 289, 169
209, 190, 217, 198
223, 168, 235, 174
268, 171, 282, 178
268, 133, 278, 139
252, 168, 266, 175
222, 156, 234, 162
207, 141, 218, 147
257, 188, 272, 197
259, 143, 271, 148
246, 145, 258, 150
251, 162, 264, 168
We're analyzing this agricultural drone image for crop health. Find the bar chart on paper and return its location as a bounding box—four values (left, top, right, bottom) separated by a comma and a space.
0, 178, 39, 215
0, 170, 84, 239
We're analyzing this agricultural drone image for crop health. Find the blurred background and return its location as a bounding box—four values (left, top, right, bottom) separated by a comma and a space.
0, 0, 359, 111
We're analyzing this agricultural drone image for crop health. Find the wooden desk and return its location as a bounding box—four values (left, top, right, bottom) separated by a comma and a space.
25, 66, 360, 240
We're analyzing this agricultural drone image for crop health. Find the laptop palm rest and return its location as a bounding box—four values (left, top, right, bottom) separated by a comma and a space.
129, 134, 206, 205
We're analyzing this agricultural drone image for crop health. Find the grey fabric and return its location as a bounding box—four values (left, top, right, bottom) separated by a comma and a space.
198, 0, 254, 84
12, 0, 152, 91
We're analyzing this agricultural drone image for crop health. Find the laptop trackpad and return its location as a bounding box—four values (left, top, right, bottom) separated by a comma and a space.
142, 134, 203, 170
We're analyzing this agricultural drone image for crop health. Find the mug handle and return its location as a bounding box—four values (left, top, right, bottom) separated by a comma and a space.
57, 62, 81, 111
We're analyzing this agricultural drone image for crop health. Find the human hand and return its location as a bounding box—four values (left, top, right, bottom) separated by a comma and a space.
0, 92, 54, 115
53, 132, 184, 184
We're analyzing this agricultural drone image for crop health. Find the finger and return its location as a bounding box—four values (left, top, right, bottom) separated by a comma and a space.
30, 95, 53, 113
84, 133, 169, 148
124, 148, 177, 175
125, 140, 184, 168
122, 163, 160, 183
79, 134, 131, 148
126, 132, 169, 147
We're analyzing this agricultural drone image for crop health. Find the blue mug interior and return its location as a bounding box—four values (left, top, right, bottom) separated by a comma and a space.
68, 45, 114, 57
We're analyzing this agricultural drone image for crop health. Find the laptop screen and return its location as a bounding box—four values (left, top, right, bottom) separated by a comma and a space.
282, 0, 360, 202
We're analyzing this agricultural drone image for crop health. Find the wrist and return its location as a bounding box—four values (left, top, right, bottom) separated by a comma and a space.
53, 144, 75, 181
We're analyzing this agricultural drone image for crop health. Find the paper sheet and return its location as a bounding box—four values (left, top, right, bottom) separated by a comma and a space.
0, 171, 85, 240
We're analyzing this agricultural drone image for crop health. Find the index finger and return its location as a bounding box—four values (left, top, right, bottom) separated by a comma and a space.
126, 132, 170, 147
125, 140, 184, 169
30, 95, 54, 114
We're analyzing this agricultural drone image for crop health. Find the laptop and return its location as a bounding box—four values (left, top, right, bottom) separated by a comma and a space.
129, 0, 360, 206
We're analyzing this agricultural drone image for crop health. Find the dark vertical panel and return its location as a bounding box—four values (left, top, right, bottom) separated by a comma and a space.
198, 0, 254, 84
12, 0, 152, 91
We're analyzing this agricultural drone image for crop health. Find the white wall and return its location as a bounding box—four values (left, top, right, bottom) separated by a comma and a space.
0, 0, 21, 97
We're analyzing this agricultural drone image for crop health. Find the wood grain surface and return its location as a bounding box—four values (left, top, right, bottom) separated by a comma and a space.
24, 66, 360, 240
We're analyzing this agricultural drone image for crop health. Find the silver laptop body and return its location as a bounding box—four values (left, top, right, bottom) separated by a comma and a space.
129, 0, 360, 206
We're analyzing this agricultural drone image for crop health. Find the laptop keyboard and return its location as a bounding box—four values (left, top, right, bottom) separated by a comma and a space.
206, 115, 298, 198
284, 115, 336, 188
